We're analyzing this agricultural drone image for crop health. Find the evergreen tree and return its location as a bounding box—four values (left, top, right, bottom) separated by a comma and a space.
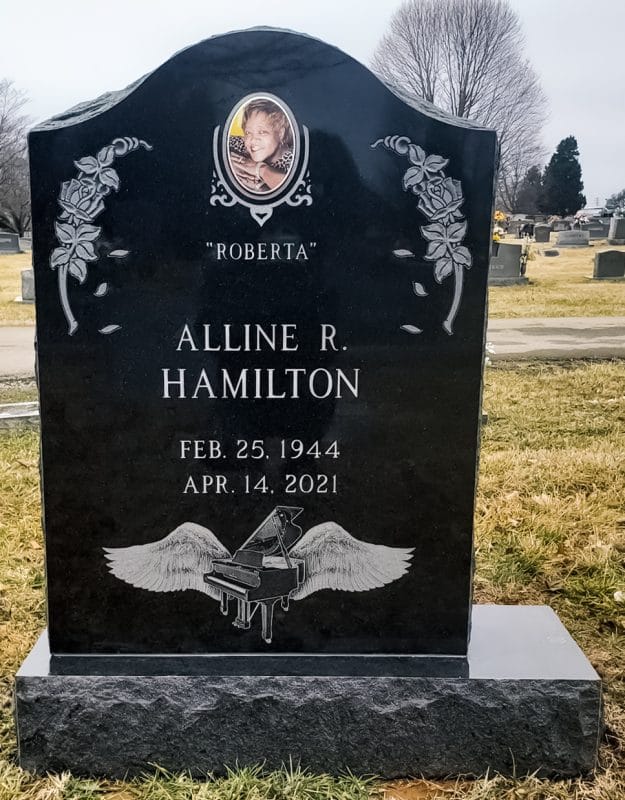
514, 165, 543, 214
539, 136, 586, 216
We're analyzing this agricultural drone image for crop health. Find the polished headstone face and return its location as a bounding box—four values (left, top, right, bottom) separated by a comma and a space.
29, 28, 497, 656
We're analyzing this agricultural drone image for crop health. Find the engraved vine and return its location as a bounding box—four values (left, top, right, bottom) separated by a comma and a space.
372, 135, 472, 335
50, 136, 152, 335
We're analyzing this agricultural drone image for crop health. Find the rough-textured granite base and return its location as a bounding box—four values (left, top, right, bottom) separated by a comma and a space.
15, 606, 602, 778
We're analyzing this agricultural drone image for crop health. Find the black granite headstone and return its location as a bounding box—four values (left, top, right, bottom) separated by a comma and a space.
29, 28, 496, 660
17, 28, 600, 778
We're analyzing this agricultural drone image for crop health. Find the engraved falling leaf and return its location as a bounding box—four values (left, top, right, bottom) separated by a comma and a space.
400, 324, 422, 335
99, 324, 121, 335
413, 282, 428, 297
94, 283, 108, 297
108, 250, 130, 258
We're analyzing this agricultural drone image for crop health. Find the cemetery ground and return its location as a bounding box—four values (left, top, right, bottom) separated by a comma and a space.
0, 360, 623, 799
487, 238, 625, 319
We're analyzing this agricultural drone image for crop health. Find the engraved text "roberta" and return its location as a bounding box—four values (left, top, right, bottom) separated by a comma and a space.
207, 241, 315, 261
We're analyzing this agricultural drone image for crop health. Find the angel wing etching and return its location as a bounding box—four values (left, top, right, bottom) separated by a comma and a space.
103, 508, 413, 643
103, 521, 231, 601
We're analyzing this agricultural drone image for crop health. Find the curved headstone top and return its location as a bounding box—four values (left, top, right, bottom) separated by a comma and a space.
29, 27, 497, 658
34, 28, 494, 133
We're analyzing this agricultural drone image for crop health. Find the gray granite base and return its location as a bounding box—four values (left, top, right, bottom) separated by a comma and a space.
15, 605, 601, 779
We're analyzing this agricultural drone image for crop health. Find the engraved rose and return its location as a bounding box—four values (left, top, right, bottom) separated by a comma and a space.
59, 177, 106, 221
371, 134, 471, 335
418, 177, 464, 222
50, 136, 152, 336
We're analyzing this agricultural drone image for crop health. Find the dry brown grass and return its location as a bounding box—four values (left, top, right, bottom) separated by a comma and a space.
0, 360, 624, 798
0, 253, 34, 326
488, 237, 625, 319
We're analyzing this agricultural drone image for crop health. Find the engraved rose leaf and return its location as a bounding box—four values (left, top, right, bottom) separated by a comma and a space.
447, 221, 468, 242
424, 241, 448, 261
74, 156, 99, 175
434, 257, 454, 283
424, 155, 449, 173
401, 324, 422, 334
75, 241, 97, 261
75, 223, 101, 242
97, 146, 115, 167
99, 324, 121, 335
452, 246, 472, 267
403, 166, 426, 192
55, 221, 77, 245
50, 247, 70, 268
68, 258, 87, 283
420, 223, 447, 242
99, 168, 120, 191
408, 144, 426, 166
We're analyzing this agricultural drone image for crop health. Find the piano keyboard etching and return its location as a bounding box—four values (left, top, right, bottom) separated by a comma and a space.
103, 506, 414, 643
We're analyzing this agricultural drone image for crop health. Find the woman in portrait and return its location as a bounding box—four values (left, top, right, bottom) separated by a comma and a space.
229, 98, 294, 193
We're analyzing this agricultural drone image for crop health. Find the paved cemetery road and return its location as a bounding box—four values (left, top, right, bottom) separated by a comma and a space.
0, 327, 35, 378
487, 316, 625, 360
1, 318, 625, 378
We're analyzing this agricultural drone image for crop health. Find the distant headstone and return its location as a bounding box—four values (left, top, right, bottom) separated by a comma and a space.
608, 216, 625, 245
20, 269, 35, 303
534, 224, 551, 243
543, 249, 559, 257
19, 237, 32, 251
592, 250, 625, 279
586, 226, 606, 240
507, 220, 523, 237
15, 27, 599, 781
552, 221, 571, 232
0, 231, 20, 253
556, 230, 590, 247
488, 242, 527, 284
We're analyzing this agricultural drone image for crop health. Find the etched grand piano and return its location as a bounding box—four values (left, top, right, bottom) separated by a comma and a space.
204, 506, 305, 643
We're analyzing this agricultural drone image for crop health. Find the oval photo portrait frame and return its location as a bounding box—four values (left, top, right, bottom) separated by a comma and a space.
222, 93, 300, 202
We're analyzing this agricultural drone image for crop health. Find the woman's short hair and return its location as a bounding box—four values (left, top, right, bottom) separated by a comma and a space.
242, 99, 293, 148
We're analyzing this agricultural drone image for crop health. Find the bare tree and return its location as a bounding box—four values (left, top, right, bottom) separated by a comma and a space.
0, 78, 31, 233
0, 155, 31, 235
371, 0, 547, 211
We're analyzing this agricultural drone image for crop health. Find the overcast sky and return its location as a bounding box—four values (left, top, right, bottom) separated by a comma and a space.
2, 0, 623, 206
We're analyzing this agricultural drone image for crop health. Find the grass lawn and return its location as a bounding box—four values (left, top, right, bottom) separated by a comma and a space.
488, 236, 625, 319
0, 359, 624, 798
0, 380, 38, 405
